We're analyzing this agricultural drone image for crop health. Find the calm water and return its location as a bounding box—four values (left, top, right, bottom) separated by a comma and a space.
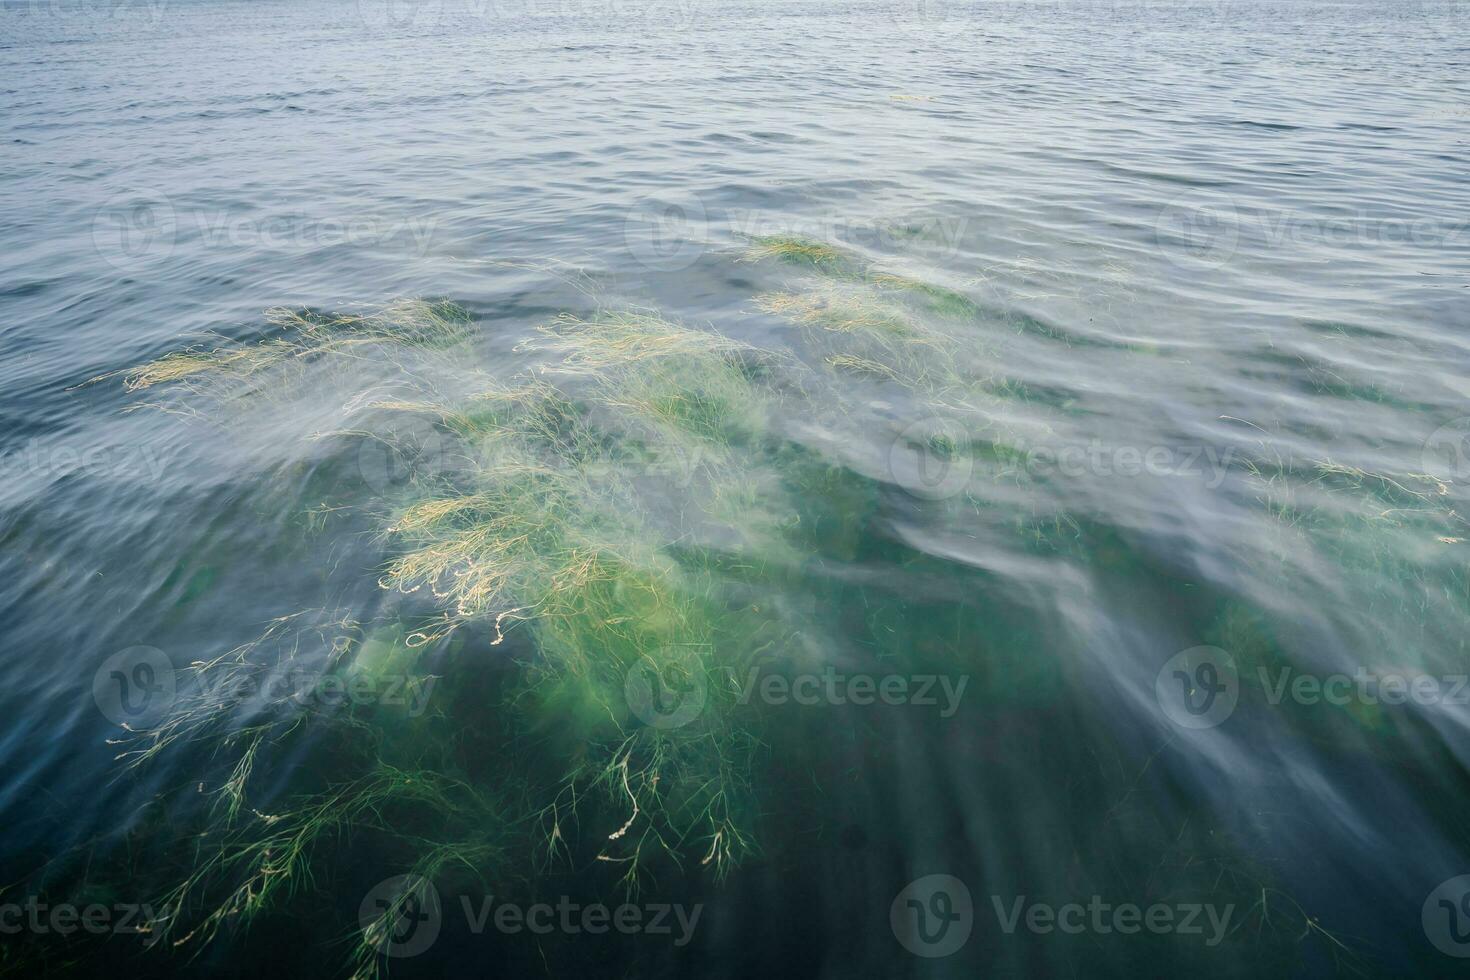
2, 0, 1469, 977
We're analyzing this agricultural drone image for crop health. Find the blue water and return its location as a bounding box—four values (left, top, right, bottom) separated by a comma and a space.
2, 0, 1469, 976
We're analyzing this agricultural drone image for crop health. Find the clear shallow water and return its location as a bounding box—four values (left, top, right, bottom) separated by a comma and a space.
2, 0, 1469, 976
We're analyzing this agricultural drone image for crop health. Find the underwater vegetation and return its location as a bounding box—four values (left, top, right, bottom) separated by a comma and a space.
744, 233, 983, 319
53, 236, 1462, 978
105, 300, 799, 975
1229, 443, 1470, 720
105, 301, 475, 395
81, 238, 1060, 973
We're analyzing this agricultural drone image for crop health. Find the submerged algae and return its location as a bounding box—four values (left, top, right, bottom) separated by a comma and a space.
110, 300, 821, 974
93, 248, 1063, 968
83, 249, 1395, 979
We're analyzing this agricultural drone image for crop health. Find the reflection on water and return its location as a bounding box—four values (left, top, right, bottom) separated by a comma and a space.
1, 0, 1468, 976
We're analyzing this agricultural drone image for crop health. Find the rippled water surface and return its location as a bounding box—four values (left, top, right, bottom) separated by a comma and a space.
2, 0, 1469, 976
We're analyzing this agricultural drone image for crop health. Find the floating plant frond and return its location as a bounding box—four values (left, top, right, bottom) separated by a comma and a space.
756, 288, 928, 340
265, 298, 474, 352
119, 340, 298, 391
867, 272, 982, 318
741, 235, 981, 324
742, 234, 864, 278
112, 299, 473, 400
825, 353, 904, 380
521, 310, 752, 374
155, 763, 508, 958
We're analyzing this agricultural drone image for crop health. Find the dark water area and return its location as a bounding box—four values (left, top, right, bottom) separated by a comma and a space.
2, 0, 1469, 977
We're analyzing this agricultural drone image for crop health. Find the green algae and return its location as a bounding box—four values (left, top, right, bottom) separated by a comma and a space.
109, 300, 473, 397
108, 299, 823, 975
63, 249, 1421, 980
867, 272, 983, 318
99, 242, 1135, 976
743, 234, 864, 278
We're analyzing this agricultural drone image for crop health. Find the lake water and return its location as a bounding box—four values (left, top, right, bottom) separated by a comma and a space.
2, 0, 1469, 976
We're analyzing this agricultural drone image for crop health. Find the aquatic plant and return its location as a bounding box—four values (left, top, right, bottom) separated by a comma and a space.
106, 299, 820, 976
755, 288, 927, 340
80, 252, 1409, 980
99, 235, 1171, 976
742, 233, 981, 319
742, 234, 864, 278
101, 300, 474, 400
867, 272, 983, 319
154, 763, 506, 950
